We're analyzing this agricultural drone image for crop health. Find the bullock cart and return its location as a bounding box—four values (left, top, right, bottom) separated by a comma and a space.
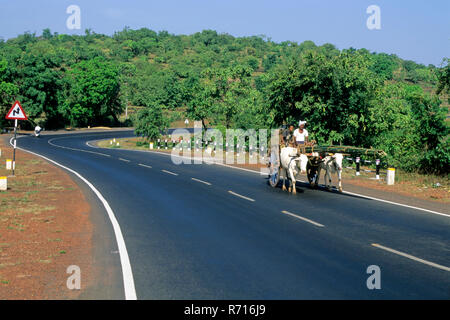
268, 145, 386, 188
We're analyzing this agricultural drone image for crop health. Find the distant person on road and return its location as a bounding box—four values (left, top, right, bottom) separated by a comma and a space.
34, 125, 42, 137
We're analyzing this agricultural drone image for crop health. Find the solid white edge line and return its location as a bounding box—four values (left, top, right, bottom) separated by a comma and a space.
10, 137, 137, 300
87, 139, 449, 218
294, 178, 449, 218
341, 190, 450, 218
191, 177, 212, 186
162, 169, 178, 176
86, 140, 99, 148
138, 163, 152, 169
228, 190, 255, 202
282, 210, 325, 227
372, 243, 450, 272
49, 137, 111, 157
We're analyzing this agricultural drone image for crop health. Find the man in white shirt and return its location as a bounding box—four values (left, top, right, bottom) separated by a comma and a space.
293, 120, 308, 146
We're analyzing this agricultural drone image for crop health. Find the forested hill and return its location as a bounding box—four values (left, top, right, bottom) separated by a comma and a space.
0, 28, 449, 174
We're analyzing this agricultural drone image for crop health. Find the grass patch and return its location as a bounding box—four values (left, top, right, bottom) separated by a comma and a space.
38, 259, 52, 264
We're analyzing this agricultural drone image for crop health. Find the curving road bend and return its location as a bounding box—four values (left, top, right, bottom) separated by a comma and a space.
14, 130, 450, 299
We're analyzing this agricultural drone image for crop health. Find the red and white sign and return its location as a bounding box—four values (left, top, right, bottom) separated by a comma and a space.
5, 101, 28, 120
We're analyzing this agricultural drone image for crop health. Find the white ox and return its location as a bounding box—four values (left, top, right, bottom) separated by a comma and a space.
318, 153, 344, 192
280, 147, 308, 194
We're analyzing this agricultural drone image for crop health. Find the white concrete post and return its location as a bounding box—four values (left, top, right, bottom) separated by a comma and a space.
386, 168, 395, 185
0, 176, 7, 191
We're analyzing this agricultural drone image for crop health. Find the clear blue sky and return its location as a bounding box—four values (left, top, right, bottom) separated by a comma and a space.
0, 0, 448, 66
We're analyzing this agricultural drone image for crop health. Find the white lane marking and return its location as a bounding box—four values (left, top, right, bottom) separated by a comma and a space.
88, 141, 450, 217
228, 190, 255, 202
119, 158, 130, 162
282, 210, 325, 227
162, 169, 178, 176
294, 179, 449, 218
191, 178, 212, 186
371, 243, 450, 272
48, 137, 111, 157
138, 163, 152, 169
10, 137, 137, 299
342, 190, 450, 218
86, 141, 100, 149
216, 162, 269, 175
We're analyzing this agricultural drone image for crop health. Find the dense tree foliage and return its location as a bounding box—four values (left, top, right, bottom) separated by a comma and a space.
0, 28, 448, 174
0, 59, 18, 128
61, 57, 122, 127
134, 104, 169, 142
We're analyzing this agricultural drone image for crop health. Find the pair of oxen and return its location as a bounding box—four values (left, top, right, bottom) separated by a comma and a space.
279, 146, 343, 194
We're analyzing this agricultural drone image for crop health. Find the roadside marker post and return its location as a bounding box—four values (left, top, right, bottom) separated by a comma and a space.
6, 159, 14, 170
5, 101, 28, 176
375, 159, 381, 180
386, 167, 396, 185
355, 156, 361, 176
0, 176, 7, 191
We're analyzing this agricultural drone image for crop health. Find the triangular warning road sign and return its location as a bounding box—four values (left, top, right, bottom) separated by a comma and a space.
5, 101, 28, 120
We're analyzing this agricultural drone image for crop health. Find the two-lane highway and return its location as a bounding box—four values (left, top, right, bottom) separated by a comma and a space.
14, 130, 450, 299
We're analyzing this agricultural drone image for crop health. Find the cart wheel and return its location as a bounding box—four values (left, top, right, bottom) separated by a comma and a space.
269, 166, 280, 187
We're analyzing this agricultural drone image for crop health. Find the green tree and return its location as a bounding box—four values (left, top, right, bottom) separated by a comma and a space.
15, 42, 65, 128
134, 104, 169, 141
437, 58, 450, 102
188, 65, 254, 129
0, 59, 18, 129
61, 57, 123, 127
265, 51, 380, 145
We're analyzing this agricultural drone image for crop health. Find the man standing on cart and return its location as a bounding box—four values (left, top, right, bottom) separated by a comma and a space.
293, 120, 309, 146
294, 120, 309, 154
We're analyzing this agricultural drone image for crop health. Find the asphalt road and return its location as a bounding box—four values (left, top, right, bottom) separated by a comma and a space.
14, 130, 450, 299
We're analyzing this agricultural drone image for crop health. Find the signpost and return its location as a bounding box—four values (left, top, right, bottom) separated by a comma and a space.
5, 101, 28, 176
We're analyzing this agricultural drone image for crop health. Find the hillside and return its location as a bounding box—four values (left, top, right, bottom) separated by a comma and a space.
0, 28, 448, 174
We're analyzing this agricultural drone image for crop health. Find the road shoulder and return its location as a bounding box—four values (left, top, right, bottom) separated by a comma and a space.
0, 134, 123, 299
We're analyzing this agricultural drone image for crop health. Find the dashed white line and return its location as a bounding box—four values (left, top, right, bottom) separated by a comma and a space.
138, 163, 152, 169
162, 169, 178, 176
228, 190, 255, 202
191, 178, 212, 186
371, 243, 450, 272
88, 135, 449, 218
282, 210, 325, 227
119, 158, 131, 162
